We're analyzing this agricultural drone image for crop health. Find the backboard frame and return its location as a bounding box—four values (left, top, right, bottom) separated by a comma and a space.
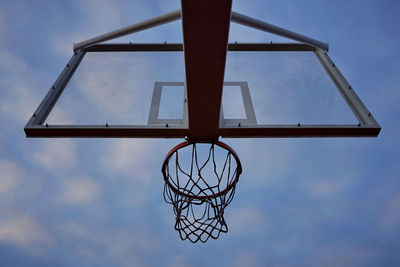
24, 42, 380, 138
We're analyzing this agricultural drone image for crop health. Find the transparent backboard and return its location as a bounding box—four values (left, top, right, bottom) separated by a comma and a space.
45, 49, 355, 126
223, 51, 357, 125
46, 51, 186, 126
25, 43, 380, 138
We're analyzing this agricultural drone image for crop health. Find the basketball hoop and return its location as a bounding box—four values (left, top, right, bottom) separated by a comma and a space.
162, 141, 242, 243
24, 2, 381, 245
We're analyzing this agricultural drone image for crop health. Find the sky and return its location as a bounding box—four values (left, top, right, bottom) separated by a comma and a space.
0, 0, 400, 266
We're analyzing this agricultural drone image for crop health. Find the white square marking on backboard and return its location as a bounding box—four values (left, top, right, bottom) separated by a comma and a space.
148, 82, 187, 125
223, 85, 247, 119
220, 81, 257, 126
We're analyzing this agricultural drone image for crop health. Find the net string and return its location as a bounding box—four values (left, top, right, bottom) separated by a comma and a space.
163, 143, 239, 243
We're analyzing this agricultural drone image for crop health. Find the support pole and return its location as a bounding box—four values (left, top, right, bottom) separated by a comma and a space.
231, 11, 329, 51
73, 9, 328, 52
73, 9, 181, 51
182, 0, 232, 142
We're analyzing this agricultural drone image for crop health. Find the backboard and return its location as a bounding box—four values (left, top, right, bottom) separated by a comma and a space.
24, 43, 380, 139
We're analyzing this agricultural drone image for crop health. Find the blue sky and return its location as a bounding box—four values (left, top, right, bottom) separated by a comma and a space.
0, 0, 399, 266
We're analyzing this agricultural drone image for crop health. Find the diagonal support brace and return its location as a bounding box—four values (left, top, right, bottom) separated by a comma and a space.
231, 11, 329, 51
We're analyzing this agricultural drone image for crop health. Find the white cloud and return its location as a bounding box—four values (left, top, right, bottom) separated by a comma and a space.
0, 214, 51, 247
56, 221, 160, 266
62, 176, 100, 205
232, 252, 260, 267
51, 0, 156, 57
227, 206, 265, 233
0, 160, 20, 193
52, 0, 124, 57
45, 106, 75, 125
311, 243, 377, 266
34, 139, 77, 170
0, 50, 39, 123
0, 49, 30, 80
103, 140, 156, 182
0, 160, 43, 202
378, 194, 400, 230
167, 256, 190, 267
55, 222, 106, 262
51, 0, 181, 57
306, 174, 354, 198
80, 0, 124, 30
107, 231, 156, 267
234, 139, 294, 185
0, 85, 36, 123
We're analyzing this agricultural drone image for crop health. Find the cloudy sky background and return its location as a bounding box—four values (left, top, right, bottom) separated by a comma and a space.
0, 0, 399, 266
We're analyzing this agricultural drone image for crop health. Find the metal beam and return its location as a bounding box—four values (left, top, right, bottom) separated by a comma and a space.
220, 125, 380, 138
25, 124, 379, 138
72, 8, 328, 52
231, 11, 329, 51
315, 49, 380, 128
84, 43, 184, 52
83, 42, 316, 52
73, 9, 181, 51
227, 42, 316, 51
25, 125, 188, 138
25, 50, 85, 128
181, 0, 232, 142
